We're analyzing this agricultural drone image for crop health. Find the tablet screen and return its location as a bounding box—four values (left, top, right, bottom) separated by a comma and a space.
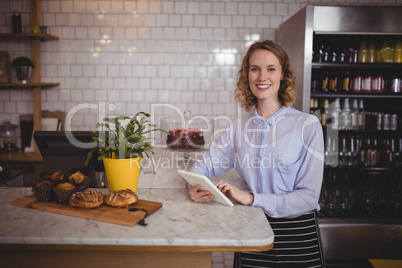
178, 169, 234, 207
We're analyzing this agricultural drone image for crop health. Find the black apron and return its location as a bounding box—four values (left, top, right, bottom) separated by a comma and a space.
233, 211, 325, 268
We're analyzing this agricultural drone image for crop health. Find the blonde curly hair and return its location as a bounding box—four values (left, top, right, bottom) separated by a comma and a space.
234, 40, 297, 112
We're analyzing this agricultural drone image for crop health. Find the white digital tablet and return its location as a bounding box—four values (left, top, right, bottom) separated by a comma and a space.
178, 169, 234, 207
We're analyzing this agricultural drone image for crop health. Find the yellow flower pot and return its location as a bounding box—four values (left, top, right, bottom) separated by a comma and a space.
103, 157, 141, 193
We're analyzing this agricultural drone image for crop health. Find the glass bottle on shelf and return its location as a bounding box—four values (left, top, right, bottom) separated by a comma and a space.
358, 40, 368, 63
341, 98, 352, 130
331, 98, 342, 130
380, 137, 392, 167
331, 137, 338, 167
351, 99, 359, 130
340, 71, 350, 92
368, 40, 376, 63
363, 136, 372, 167
353, 72, 362, 93
371, 72, 384, 93
381, 37, 394, 63
321, 71, 329, 92
311, 71, 320, 92
398, 138, 402, 166
321, 98, 329, 127
324, 135, 332, 166
317, 45, 325, 63
395, 38, 402, 63
391, 138, 398, 166
329, 71, 338, 92
358, 99, 365, 130
362, 72, 372, 93
371, 137, 379, 167
354, 135, 361, 167
339, 135, 352, 167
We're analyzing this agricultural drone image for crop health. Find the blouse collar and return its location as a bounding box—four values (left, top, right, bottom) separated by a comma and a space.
252, 106, 287, 126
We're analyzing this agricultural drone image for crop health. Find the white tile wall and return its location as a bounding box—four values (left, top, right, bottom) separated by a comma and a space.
0, 0, 399, 134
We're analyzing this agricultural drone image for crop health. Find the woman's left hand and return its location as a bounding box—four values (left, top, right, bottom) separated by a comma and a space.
215, 181, 254, 206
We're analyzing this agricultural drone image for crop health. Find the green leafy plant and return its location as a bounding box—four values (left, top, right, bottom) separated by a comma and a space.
11, 56, 35, 68
85, 112, 167, 166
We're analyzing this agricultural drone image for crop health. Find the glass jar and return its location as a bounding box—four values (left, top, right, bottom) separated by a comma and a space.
0, 120, 18, 152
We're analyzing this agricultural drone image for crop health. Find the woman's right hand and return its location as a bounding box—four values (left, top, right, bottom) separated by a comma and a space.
188, 184, 215, 203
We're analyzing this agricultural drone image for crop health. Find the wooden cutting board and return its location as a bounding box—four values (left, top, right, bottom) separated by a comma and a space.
12, 194, 163, 227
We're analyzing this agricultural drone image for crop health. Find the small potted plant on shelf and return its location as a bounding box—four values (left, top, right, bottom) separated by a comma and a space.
85, 112, 167, 193
11, 56, 34, 84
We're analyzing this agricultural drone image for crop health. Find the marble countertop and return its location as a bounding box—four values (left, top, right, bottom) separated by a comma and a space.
0, 187, 273, 248
0, 148, 273, 249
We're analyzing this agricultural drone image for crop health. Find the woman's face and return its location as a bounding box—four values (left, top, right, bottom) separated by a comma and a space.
248, 49, 283, 104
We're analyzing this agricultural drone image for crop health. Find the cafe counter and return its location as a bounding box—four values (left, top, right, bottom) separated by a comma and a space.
0, 186, 274, 268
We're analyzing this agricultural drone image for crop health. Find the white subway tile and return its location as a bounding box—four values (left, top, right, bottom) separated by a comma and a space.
15, 101, 30, 114
194, 15, 206, 27
71, 65, 83, 77
137, 1, 149, 14
98, 1, 111, 14
188, 2, 199, 14
48, 1, 61, 13
244, 16, 257, 28
175, 2, 187, 14
70, 89, 83, 102
226, 3, 237, 15
124, 1, 136, 13
207, 15, 219, 28
95, 89, 107, 101
276, 3, 288, 16
82, 89, 95, 101
86, 1, 98, 13
200, 2, 212, 14
182, 91, 193, 103
213, 2, 225, 15
263, 3, 276, 15
76, 78, 89, 89
107, 89, 120, 101
42, 13, 56, 26
67, 14, 80, 26
149, 2, 161, 14
251, 3, 263, 15
73, 1, 86, 13
238, 3, 250, 15
111, 1, 124, 12
139, 78, 150, 90
61, 1, 74, 13
162, 2, 174, 14
169, 14, 181, 27
220, 15, 231, 28
101, 77, 113, 89
120, 89, 132, 101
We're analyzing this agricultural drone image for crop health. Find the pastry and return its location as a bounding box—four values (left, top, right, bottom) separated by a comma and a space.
56, 182, 76, 191
33, 180, 55, 202
34, 180, 54, 188
69, 171, 86, 185
105, 189, 138, 207
166, 128, 205, 150
69, 189, 104, 208
49, 170, 66, 182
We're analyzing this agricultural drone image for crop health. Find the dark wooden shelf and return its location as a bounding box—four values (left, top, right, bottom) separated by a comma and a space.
0, 33, 58, 41
312, 62, 402, 69
324, 166, 402, 172
310, 92, 402, 98
0, 83, 60, 89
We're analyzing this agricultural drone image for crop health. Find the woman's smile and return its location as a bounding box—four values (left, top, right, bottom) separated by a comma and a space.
256, 84, 271, 91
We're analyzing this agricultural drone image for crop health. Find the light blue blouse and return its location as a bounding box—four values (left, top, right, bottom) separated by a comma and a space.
190, 106, 324, 218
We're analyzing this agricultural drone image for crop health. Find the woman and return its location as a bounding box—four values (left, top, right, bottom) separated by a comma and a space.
189, 40, 325, 267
